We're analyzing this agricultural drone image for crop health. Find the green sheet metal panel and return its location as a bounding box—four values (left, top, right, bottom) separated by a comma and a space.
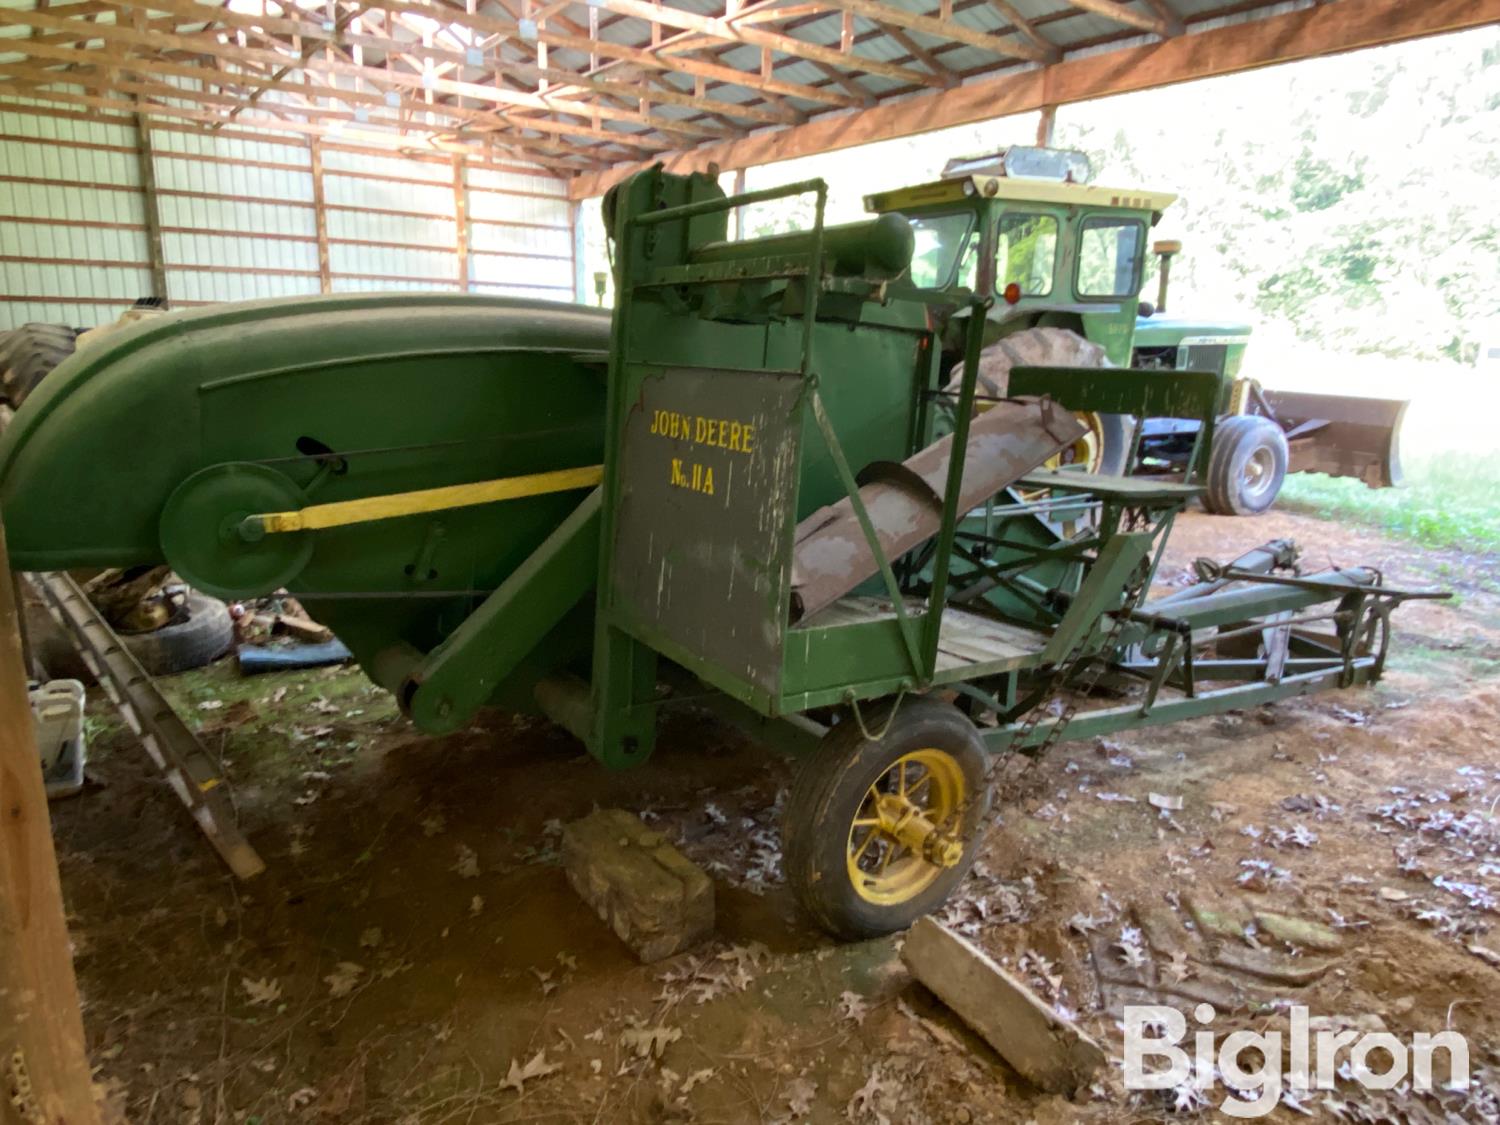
609, 363, 805, 700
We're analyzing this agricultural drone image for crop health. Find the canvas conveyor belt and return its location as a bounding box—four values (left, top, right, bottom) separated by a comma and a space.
788, 397, 1086, 622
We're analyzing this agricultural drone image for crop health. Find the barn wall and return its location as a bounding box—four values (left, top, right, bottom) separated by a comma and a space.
0, 105, 577, 331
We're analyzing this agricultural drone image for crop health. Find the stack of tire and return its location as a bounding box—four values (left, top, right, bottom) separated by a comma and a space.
0, 322, 78, 410
1, 321, 235, 676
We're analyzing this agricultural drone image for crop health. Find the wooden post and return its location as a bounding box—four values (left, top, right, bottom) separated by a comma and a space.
0, 523, 99, 1125
133, 111, 167, 301
1035, 104, 1057, 147
731, 167, 747, 242
569, 200, 587, 304
453, 156, 470, 292
309, 139, 332, 293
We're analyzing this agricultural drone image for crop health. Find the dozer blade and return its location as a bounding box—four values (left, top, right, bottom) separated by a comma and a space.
1260, 390, 1408, 489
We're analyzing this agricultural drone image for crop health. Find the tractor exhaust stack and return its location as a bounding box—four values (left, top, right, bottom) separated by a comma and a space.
1153, 239, 1181, 314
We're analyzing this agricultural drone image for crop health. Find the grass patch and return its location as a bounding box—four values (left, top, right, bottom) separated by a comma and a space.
1279, 452, 1500, 554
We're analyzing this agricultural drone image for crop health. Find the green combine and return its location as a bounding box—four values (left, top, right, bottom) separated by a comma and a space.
0, 157, 1437, 940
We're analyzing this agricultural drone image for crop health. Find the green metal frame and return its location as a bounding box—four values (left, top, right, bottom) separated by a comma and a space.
584, 169, 1438, 773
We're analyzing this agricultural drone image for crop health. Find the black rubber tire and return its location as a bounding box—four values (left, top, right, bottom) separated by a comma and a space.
1094, 411, 1132, 477
783, 696, 990, 940
120, 592, 235, 676
0, 322, 78, 408
950, 326, 1132, 478
1204, 415, 1289, 516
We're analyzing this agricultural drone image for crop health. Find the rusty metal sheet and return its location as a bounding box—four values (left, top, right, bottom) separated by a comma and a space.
1261, 390, 1408, 488
790, 398, 1087, 623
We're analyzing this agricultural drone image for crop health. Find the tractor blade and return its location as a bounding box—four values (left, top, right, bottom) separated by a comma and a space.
1260, 390, 1408, 489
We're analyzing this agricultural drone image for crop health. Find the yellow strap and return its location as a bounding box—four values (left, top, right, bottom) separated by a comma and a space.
254, 464, 604, 534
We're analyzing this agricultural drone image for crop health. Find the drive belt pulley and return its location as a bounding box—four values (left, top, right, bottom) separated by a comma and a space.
157, 458, 602, 601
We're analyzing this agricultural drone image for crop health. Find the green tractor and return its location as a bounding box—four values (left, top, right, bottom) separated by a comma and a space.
866, 147, 1406, 515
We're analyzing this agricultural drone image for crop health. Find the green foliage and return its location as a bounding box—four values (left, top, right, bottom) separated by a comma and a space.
1288, 153, 1364, 213
1280, 452, 1500, 554
1053, 31, 1500, 362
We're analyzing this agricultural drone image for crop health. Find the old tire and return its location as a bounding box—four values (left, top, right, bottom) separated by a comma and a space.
784, 697, 989, 940
120, 592, 235, 676
949, 326, 1130, 477
1204, 415, 1289, 516
0, 322, 78, 408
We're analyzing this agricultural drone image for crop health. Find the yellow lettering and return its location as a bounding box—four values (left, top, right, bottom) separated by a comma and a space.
693, 416, 707, 443
703, 466, 714, 495
742, 424, 755, 455
649, 410, 661, 435
670, 458, 685, 487
728, 422, 742, 452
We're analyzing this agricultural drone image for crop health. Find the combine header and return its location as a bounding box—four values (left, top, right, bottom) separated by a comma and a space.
0, 167, 1441, 939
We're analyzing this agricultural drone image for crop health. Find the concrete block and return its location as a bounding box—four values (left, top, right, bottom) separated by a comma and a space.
902, 917, 1105, 1095
561, 809, 713, 963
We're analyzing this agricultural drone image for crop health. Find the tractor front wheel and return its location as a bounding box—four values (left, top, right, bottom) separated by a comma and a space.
783, 697, 989, 939
1205, 415, 1289, 516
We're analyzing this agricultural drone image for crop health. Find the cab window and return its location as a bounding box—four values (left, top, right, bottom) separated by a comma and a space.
906, 212, 975, 289
995, 212, 1058, 298
1076, 216, 1145, 299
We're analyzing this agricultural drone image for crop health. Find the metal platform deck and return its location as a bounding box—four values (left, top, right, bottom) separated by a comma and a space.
800, 595, 1047, 678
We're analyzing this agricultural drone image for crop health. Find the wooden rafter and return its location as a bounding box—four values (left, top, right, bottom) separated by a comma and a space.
584, 0, 949, 88
0, 6, 701, 148
569, 0, 1500, 198
816, 0, 1053, 63
1061, 0, 1169, 36
0, 0, 1494, 183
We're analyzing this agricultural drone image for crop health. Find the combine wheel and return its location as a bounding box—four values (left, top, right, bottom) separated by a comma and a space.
0, 322, 78, 408
783, 697, 989, 939
1205, 415, 1289, 516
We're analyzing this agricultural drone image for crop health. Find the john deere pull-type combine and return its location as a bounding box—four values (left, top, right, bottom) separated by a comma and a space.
0, 165, 1441, 939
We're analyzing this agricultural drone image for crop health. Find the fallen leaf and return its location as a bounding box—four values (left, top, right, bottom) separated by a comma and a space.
287, 1087, 317, 1112
452, 844, 481, 879
1468, 944, 1500, 967
241, 976, 281, 1006
501, 1049, 560, 1095
619, 1025, 682, 1060
324, 962, 364, 998
680, 1067, 715, 1094
837, 990, 869, 1025
846, 1065, 892, 1124
785, 1075, 818, 1118
1149, 792, 1184, 812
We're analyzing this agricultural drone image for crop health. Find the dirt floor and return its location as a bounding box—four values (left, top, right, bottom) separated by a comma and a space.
43, 508, 1500, 1124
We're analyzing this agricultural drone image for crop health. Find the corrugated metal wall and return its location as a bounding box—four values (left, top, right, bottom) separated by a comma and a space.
0, 103, 578, 331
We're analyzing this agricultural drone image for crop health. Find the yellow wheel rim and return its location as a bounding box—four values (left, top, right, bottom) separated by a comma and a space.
845, 748, 967, 906
1014, 410, 1104, 503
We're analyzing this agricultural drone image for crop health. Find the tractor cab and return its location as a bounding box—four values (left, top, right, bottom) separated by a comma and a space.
865, 145, 1174, 371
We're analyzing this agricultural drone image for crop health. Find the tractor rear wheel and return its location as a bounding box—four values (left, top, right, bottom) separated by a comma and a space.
948, 326, 1131, 478
783, 696, 989, 939
1205, 415, 1289, 516
0, 322, 78, 408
